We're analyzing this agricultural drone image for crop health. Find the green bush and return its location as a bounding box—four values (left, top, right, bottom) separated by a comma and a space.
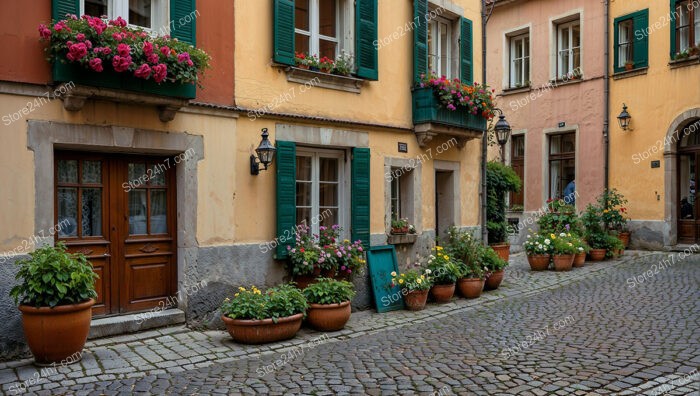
221, 284, 308, 321
303, 278, 355, 305
479, 245, 508, 271
486, 161, 522, 244
10, 242, 98, 308
445, 227, 482, 266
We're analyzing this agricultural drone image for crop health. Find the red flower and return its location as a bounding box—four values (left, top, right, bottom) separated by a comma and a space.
152, 63, 168, 83
89, 58, 103, 72
38, 24, 51, 40
66, 43, 88, 61
134, 64, 152, 79
300, 248, 305, 253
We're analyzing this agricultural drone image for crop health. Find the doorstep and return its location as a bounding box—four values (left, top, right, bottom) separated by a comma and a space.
89, 308, 185, 340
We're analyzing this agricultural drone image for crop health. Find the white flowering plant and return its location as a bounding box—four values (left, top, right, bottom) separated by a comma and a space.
523, 231, 553, 256
390, 268, 433, 291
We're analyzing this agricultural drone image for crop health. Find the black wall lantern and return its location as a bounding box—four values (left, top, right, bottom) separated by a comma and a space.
617, 103, 631, 131
493, 108, 512, 163
250, 128, 276, 175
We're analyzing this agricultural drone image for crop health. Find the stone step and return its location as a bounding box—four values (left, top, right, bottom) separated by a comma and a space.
89, 309, 186, 340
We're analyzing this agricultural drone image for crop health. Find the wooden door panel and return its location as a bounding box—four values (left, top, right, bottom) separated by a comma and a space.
64, 241, 112, 315
123, 240, 175, 311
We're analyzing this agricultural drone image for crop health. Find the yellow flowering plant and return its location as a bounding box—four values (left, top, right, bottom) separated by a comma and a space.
390, 269, 433, 292
426, 246, 460, 285
221, 284, 308, 321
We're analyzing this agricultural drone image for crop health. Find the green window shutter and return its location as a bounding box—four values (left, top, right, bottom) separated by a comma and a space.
355, 0, 378, 80
351, 148, 371, 249
414, 0, 429, 81
613, 16, 622, 73
670, 0, 677, 58
170, 0, 196, 45
632, 9, 649, 68
273, 0, 295, 65
460, 17, 473, 85
275, 141, 297, 259
52, 0, 79, 20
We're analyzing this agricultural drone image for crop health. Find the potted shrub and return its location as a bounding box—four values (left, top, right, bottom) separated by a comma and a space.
523, 231, 552, 271
10, 243, 98, 365
481, 245, 508, 290
391, 269, 433, 311
586, 232, 609, 261
486, 161, 522, 262
445, 227, 481, 267
581, 204, 607, 261
303, 278, 355, 331
624, 61, 635, 71
538, 199, 583, 236
572, 236, 590, 267
456, 261, 486, 299
598, 189, 630, 248
550, 233, 576, 271
318, 56, 334, 73
605, 233, 625, 259
390, 218, 410, 235
287, 225, 322, 289
426, 246, 460, 303
221, 284, 308, 344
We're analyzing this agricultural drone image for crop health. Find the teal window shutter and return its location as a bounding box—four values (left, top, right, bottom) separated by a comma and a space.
274, 0, 295, 65
632, 9, 649, 68
170, 0, 196, 45
670, 0, 677, 58
351, 148, 371, 249
275, 141, 297, 259
355, 0, 378, 80
414, 0, 429, 81
460, 17, 473, 84
52, 0, 79, 20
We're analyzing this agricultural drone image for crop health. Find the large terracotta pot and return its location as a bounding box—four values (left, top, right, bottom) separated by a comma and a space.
588, 249, 607, 261
573, 253, 586, 267
552, 254, 574, 271
222, 313, 304, 344
306, 301, 351, 331
490, 243, 510, 262
294, 275, 316, 289
320, 268, 336, 278
404, 289, 429, 311
484, 270, 505, 290
618, 232, 631, 248
429, 283, 455, 303
527, 254, 550, 271
457, 278, 484, 299
19, 299, 95, 365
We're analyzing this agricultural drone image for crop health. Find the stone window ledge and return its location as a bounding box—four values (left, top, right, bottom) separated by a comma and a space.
499, 85, 532, 96
548, 77, 584, 87
612, 67, 649, 80
669, 56, 700, 70
387, 233, 417, 245
274, 65, 367, 94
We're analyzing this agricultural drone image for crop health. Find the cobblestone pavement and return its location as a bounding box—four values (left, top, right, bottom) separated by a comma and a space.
1, 251, 698, 395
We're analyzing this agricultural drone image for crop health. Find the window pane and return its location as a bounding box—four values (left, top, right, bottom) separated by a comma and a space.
129, 190, 148, 235
82, 160, 102, 184
560, 51, 570, 75
696, 9, 700, 45
550, 135, 562, 154
319, 0, 336, 37
560, 27, 570, 50
573, 47, 581, 70
128, 163, 146, 186
58, 160, 78, 184
428, 21, 436, 73
680, 154, 696, 218
295, 33, 310, 55
295, 0, 310, 31
572, 24, 581, 47
296, 208, 311, 228
524, 36, 530, 56
440, 22, 449, 77
319, 39, 337, 60
81, 188, 102, 237
514, 59, 523, 85
562, 133, 576, 153
524, 57, 530, 82
84, 0, 107, 17
319, 158, 338, 182
319, 183, 338, 206
319, 208, 338, 228
148, 163, 166, 186
296, 182, 312, 206
58, 188, 78, 237
129, 0, 152, 28
296, 156, 311, 181
150, 190, 167, 234
515, 38, 523, 58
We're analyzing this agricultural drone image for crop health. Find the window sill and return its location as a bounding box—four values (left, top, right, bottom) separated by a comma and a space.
387, 233, 417, 245
669, 56, 700, 69
499, 86, 532, 96
274, 65, 367, 94
548, 77, 584, 87
612, 67, 649, 80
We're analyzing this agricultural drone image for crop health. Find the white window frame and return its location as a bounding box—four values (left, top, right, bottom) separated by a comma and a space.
80, 0, 169, 33
557, 20, 580, 77
295, 148, 347, 238
618, 19, 633, 67
295, 0, 354, 58
390, 173, 401, 221
428, 16, 454, 78
509, 33, 530, 88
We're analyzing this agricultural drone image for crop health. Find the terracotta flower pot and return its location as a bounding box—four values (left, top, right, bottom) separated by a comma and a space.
19, 299, 95, 365
619, 232, 631, 248
490, 243, 510, 262
625, 63, 634, 71
588, 249, 607, 261
457, 278, 484, 299
429, 283, 455, 303
404, 289, 429, 311
484, 270, 505, 290
321, 268, 336, 278
527, 254, 551, 271
297, 64, 310, 70
552, 254, 574, 271
294, 275, 317, 289
306, 301, 351, 331
573, 252, 586, 267
221, 313, 304, 344
391, 227, 409, 235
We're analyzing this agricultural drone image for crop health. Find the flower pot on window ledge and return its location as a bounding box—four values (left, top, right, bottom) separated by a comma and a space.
390, 227, 409, 235
624, 62, 635, 71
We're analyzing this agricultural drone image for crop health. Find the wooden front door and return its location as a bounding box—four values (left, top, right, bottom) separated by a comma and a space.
55, 152, 177, 316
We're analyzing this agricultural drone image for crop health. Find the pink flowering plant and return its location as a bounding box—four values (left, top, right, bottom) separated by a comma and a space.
287, 224, 366, 278
38, 15, 210, 86
417, 73, 496, 119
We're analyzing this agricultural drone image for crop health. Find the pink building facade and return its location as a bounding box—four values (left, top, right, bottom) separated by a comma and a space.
486, 0, 607, 238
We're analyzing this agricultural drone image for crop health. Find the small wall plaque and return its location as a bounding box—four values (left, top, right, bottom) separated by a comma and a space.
398, 142, 408, 153
651, 160, 660, 168
558, 122, 566, 128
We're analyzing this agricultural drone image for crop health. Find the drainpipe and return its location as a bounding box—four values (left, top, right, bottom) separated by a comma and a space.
603, 0, 610, 190
480, 1, 489, 244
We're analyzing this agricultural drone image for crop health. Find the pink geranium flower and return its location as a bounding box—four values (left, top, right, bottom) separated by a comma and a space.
38, 24, 51, 40
177, 52, 194, 66
160, 46, 170, 57
66, 43, 88, 61
147, 53, 159, 64
134, 64, 152, 79
76, 33, 86, 42
89, 58, 103, 72
116, 43, 131, 57
152, 63, 168, 83
110, 16, 127, 28
112, 55, 132, 72
143, 41, 154, 56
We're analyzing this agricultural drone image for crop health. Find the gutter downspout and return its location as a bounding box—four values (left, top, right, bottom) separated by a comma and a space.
480, 1, 489, 244
603, 0, 610, 190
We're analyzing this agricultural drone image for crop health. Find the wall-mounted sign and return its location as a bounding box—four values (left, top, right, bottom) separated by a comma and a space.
558, 122, 566, 128
651, 160, 660, 168
398, 142, 408, 153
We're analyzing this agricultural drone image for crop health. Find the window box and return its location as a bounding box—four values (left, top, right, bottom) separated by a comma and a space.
387, 233, 417, 245
669, 55, 700, 69
280, 65, 367, 93
412, 87, 486, 147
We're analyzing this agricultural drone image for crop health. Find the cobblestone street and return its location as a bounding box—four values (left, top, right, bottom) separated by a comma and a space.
1, 251, 698, 395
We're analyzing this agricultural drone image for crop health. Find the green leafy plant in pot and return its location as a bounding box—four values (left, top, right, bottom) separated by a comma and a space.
10, 242, 98, 365
303, 278, 355, 331
479, 245, 508, 290
486, 161, 522, 261
427, 246, 460, 303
